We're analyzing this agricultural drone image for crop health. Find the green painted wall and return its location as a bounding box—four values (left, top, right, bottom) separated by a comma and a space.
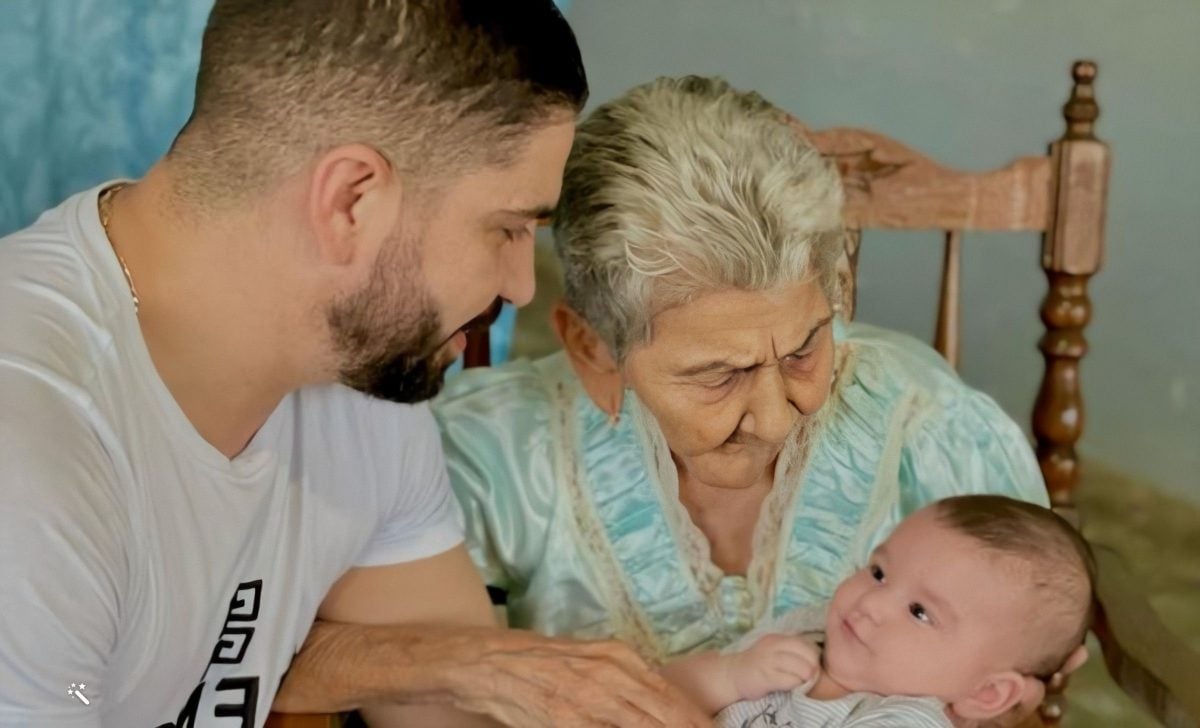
565, 0, 1200, 502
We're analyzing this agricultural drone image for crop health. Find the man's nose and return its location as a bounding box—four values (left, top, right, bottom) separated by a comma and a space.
500, 232, 537, 308
740, 368, 800, 444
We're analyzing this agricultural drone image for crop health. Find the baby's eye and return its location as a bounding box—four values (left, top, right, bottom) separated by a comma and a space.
870, 564, 885, 583
909, 602, 932, 624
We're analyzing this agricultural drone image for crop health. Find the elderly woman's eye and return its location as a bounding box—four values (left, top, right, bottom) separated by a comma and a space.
701, 372, 738, 389
909, 602, 932, 624
784, 349, 819, 370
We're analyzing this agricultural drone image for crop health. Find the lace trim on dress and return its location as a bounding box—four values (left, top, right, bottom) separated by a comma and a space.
550, 378, 666, 661
746, 341, 859, 621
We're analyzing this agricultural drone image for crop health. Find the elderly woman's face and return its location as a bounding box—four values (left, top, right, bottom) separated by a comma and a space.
623, 280, 835, 491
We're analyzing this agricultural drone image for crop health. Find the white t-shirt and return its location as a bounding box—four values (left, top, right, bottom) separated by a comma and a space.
0, 185, 464, 727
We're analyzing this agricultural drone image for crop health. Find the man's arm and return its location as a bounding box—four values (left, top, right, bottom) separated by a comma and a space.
0, 376, 124, 726
272, 544, 711, 728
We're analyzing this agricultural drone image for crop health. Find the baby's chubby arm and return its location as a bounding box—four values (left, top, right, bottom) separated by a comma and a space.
660, 633, 822, 715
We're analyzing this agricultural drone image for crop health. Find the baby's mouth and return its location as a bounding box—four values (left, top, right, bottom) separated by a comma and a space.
839, 616, 870, 651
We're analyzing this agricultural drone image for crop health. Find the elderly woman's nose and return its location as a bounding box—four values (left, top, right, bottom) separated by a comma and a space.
740, 370, 800, 443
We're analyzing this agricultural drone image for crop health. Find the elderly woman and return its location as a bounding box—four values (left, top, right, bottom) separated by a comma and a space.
432, 76, 1045, 662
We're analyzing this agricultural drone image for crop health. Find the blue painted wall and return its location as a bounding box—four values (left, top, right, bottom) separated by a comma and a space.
0, 1, 211, 232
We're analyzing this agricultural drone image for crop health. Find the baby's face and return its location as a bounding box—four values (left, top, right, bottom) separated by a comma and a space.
823, 507, 1034, 701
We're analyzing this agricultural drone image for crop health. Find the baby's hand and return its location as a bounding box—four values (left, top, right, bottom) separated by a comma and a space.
727, 633, 821, 702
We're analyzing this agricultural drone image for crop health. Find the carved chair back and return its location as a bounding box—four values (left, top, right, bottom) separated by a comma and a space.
801, 61, 1109, 726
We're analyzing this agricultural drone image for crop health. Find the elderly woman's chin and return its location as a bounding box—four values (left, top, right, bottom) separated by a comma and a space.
676, 443, 783, 491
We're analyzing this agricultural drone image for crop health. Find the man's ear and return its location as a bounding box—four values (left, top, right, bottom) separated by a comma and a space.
949, 671, 1030, 722
308, 143, 395, 268
551, 299, 623, 419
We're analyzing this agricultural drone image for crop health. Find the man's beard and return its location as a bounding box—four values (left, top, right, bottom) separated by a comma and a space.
327, 238, 453, 404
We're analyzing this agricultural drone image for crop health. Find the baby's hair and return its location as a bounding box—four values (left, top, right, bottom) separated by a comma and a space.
933, 495, 1096, 677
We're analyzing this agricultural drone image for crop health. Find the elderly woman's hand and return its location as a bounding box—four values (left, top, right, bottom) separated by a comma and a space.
951, 645, 1088, 728
448, 628, 713, 727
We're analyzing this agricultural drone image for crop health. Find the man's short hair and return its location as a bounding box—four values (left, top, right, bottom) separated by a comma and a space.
934, 495, 1096, 677
170, 0, 588, 203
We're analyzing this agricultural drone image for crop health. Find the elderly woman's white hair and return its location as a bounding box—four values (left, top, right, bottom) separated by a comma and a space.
553, 75, 846, 360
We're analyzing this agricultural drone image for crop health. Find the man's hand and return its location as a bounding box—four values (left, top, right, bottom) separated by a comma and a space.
727, 634, 821, 702
439, 626, 712, 727
274, 620, 710, 727
271, 546, 709, 727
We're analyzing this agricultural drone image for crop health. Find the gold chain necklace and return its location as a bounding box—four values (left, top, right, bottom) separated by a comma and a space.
97, 184, 140, 314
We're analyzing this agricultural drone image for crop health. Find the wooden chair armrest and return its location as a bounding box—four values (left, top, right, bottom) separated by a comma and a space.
1091, 544, 1200, 728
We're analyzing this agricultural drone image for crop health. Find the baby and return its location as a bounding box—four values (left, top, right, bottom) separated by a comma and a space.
663, 495, 1095, 727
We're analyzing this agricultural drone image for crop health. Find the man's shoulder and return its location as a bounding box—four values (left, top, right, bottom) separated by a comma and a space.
287, 385, 446, 493
1, 187, 124, 395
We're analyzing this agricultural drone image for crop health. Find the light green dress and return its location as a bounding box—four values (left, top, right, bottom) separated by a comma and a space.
432, 322, 1046, 662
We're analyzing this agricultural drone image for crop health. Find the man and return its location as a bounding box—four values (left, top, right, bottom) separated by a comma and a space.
0, 1, 707, 726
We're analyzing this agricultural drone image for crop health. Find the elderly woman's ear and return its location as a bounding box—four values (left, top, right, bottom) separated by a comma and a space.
552, 299, 624, 423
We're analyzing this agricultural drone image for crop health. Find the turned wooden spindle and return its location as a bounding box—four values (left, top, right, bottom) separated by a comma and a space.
934, 229, 962, 369
1035, 59, 1108, 728
1034, 60, 1109, 510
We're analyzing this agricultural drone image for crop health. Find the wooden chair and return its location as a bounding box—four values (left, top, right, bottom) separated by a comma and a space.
268, 61, 1199, 728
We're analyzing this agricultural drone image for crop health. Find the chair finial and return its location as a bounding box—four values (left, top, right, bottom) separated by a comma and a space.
1063, 60, 1100, 140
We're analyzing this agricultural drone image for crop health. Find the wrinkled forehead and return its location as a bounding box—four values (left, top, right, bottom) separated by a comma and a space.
632, 280, 833, 366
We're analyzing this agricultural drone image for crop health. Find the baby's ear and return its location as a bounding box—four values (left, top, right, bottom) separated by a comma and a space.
948, 671, 1029, 721
1059, 644, 1089, 676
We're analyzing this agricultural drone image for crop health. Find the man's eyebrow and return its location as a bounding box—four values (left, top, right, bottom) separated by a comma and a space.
672, 315, 834, 378
499, 205, 555, 221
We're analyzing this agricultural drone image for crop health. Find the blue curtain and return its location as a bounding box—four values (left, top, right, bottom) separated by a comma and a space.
0, 0, 568, 364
